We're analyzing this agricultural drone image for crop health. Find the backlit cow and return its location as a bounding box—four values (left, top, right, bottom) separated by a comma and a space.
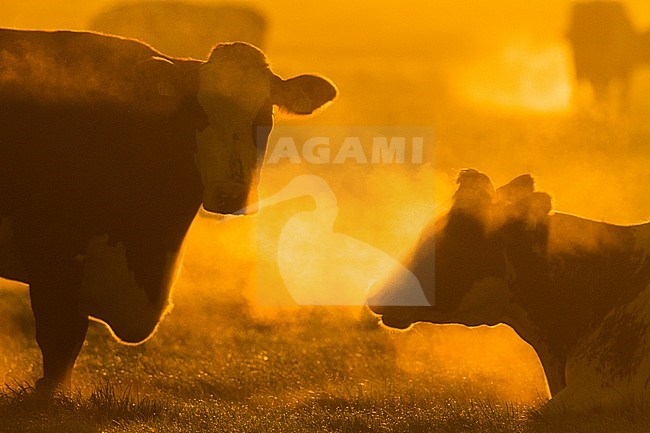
90, 2, 267, 59
0, 28, 336, 389
369, 170, 650, 410
567, 1, 650, 106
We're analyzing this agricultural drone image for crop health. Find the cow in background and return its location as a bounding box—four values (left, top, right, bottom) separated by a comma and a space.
90, 1, 267, 60
369, 170, 650, 410
567, 1, 650, 108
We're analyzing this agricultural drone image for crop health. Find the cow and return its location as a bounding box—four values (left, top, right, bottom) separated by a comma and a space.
567, 1, 650, 107
90, 2, 267, 60
368, 170, 650, 410
0, 28, 337, 390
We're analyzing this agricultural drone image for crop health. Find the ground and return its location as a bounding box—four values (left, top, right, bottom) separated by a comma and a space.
2, 1, 650, 431
1, 273, 648, 432
3, 234, 547, 432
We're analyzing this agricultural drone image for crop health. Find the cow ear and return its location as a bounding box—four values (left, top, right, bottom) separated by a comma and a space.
451, 169, 494, 214
271, 74, 338, 115
497, 174, 534, 199
496, 174, 551, 229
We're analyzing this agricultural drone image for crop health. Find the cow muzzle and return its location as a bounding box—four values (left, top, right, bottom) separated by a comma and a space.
366, 270, 432, 330
202, 183, 259, 215
366, 303, 430, 330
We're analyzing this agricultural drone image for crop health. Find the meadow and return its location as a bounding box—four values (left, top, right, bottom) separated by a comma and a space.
2, 0, 650, 431
1, 273, 649, 432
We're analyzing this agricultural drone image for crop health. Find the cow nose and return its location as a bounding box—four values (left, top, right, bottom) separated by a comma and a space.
366, 267, 431, 308
366, 292, 386, 315
235, 201, 259, 215
367, 303, 385, 316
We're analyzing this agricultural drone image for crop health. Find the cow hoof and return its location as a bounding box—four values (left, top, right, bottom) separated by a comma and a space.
34, 377, 67, 395
34, 378, 55, 394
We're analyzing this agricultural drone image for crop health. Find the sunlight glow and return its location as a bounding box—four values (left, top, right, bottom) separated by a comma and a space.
455, 42, 573, 113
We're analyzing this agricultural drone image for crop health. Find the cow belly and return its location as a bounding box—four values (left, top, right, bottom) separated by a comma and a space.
79, 234, 185, 344
0, 217, 29, 283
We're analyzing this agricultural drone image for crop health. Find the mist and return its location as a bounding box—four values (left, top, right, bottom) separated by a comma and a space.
2, 0, 650, 406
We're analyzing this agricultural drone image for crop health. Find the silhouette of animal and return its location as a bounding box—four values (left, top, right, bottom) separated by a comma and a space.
0, 28, 336, 390
369, 170, 650, 410
90, 1, 267, 59
567, 1, 650, 106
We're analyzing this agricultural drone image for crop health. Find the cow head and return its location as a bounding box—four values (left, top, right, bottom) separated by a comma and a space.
368, 170, 552, 329
139, 43, 337, 215
194, 42, 337, 214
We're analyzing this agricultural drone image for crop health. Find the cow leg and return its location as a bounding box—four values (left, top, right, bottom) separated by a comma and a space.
619, 74, 631, 114
28, 261, 89, 391
591, 78, 609, 105
30, 284, 89, 390
507, 314, 566, 397
524, 338, 566, 396
538, 353, 566, 396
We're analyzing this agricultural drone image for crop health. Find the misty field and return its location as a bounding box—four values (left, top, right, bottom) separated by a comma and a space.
3, 113, 650, 431
2, 0, 650, 431
1, 266, 649, 432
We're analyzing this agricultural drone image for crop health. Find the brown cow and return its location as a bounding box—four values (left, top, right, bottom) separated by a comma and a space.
0, 28, 336, 390
369, 170, 650, 410
568, 1, 650, 107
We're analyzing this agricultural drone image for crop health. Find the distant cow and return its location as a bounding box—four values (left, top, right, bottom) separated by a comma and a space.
567, 1, 650, 105
369, 170, 650, 410
90, 1, 267, 59
0, 28, 336, 390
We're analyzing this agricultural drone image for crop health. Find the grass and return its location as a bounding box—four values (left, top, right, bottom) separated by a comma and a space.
0, 382, 160, 430
2, 92, 650, 433
1, 275, 649, 432
1, 1, 650, 431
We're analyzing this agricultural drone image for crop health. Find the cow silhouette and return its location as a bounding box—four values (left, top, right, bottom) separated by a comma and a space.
369, 170, 650, 410
567, 1, 650, 107
90, 1, 267, 59
0, 28, 336, 390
